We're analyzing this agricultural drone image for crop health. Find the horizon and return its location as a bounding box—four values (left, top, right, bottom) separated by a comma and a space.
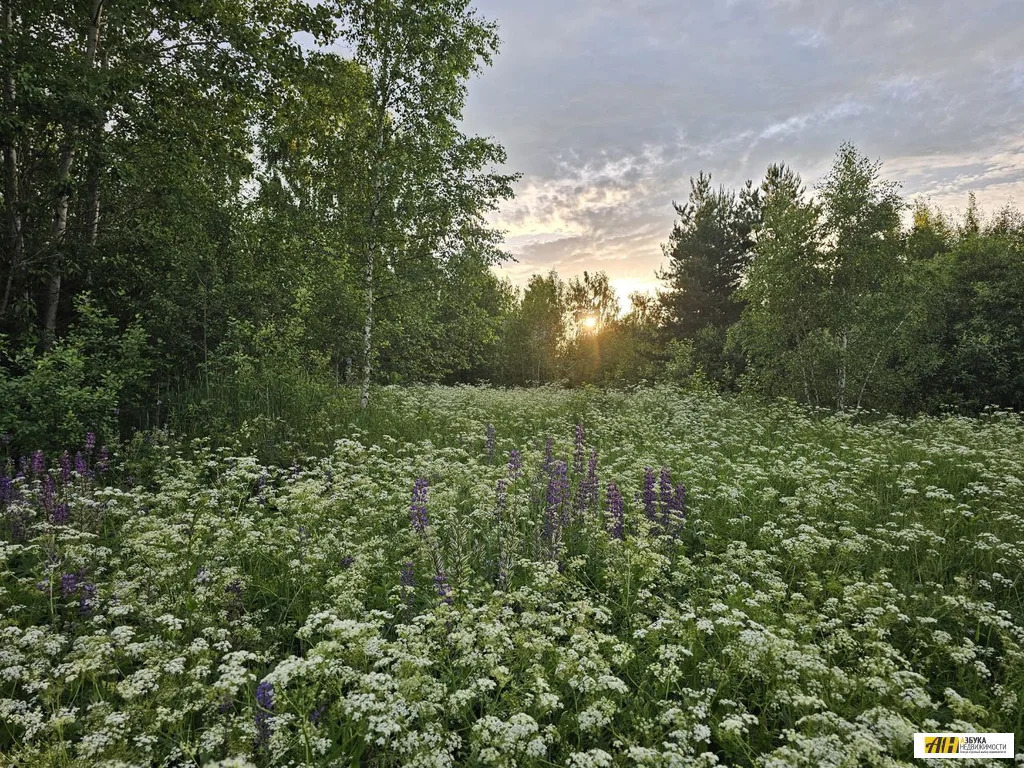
461, 0, 1024, 305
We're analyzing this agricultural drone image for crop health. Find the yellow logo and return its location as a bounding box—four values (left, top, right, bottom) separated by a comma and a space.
924, 736, 961, 754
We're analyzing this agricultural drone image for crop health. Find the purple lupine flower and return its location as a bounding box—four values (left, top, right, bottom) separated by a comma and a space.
400, 561, 416, 607
400, 561, 416, 588
410, 477, 429, 533
606, 482, 624, 540
74, 451, 89, 478
587, 450, 599, 501
485, 423, 496, 460
17, 456, 28, 477
642, 467, 657, 525
78, 581, 96, 615
255, 680, 274, 746
544, 460, 569, 553
0, 475, 12, 504
31, 450, 46, 475
572, 425, 585, 476
52, 502, 70, 526
577, 449, 599, 513
84, 432, 96, 453
310, 702, 328, 725
671, 483, 687, 533
60, 572, 79, 599
658, 467, 673, 531
59, 452, 72, 484
96, 447, 110, 474
546, 460, 569, 512
41, 475, 55, 515
434, 568, 452, 604
542, 437, 554, 473
508, 449, 522, 479
495, 478, 508, 519
340, 555, 355, 570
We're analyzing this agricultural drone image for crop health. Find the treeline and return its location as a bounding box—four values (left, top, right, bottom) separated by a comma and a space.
0, 0, 516, 448
662, 145, 1024, 414
488, 145, 1024, 417
1, 3, 1021, 453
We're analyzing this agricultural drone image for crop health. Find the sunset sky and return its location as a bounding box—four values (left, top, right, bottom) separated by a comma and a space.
460, 0, 1024, 305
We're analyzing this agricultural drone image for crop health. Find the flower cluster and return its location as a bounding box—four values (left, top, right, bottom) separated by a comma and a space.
1, 387, 1022, 767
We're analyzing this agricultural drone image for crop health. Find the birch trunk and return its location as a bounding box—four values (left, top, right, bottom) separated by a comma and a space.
359, 254, 374, 409
836, 327, 848, 410
42, 0, 104, 345
43, 145, 76, 344
358, 68, 392, 409
1, 0, 23, 318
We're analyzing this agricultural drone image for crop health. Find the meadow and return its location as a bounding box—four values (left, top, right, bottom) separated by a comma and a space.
2, 385, 1023, 767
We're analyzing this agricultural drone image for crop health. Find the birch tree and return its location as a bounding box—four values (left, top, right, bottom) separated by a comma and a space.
335, 0, 516, 408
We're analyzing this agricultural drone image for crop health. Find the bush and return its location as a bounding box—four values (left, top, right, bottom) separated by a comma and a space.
0, 297, 149, 453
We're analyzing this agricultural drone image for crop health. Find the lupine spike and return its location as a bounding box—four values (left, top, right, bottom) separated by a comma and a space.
544, 460, 569, 556
52, 502, 69, 526
60, 572, 78, 599
41, 475, 55, 515
255, 680, 274, 746
434, 568, 452, 604
400, 561, 415, 590
74, 451, 89, 477
79, 582, 96, 615
508, 449, 522, 479
606, 482, 624, 540
410, 477, 430, 533
658, 467, 673, 532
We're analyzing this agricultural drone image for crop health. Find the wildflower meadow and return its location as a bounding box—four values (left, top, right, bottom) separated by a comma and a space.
2, 386, 1023, 767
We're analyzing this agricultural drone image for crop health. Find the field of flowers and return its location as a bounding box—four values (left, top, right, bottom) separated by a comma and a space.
2, 385, 1023, 767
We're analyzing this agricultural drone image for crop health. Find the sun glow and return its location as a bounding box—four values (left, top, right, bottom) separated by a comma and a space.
580, 315, 599, 331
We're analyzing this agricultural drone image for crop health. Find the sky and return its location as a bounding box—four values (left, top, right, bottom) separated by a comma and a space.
459, 0, 1024, 305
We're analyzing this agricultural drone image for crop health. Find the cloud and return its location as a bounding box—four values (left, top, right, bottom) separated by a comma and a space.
464, 0, 1024, 303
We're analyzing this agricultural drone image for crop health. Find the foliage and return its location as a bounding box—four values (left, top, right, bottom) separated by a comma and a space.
658, 172, 760, 387
726, 146, 1022, 414
0, 0, 517, 443
0, 297, 147, 453
2, 386, 1023, 765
